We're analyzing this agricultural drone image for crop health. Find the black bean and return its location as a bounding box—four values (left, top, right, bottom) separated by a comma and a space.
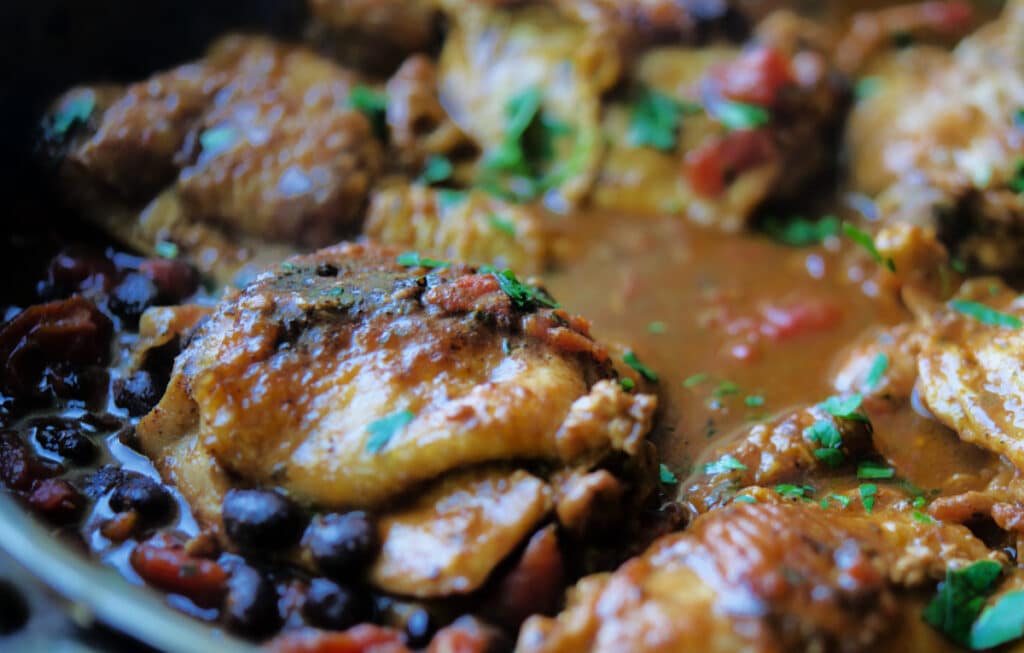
83, 465, 124, 500
113, 370, 162, 417
315, 263, 339, 277
108, 272, 159, 328
404, 608, 435, 648
0, 579, 30, 635
224, 565, 281, 638
222, 489, 305, 552
302, 578, 362, 631
31, 420, 97, 464
109, 472, 174, 524
304, 512, 379, 580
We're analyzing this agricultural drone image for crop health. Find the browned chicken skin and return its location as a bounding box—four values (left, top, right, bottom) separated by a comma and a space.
517, 495, 999, 653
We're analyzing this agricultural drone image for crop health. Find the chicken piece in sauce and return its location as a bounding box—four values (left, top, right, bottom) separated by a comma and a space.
517, 494, 999, 653
44, 35, 383, 280
135, 242, 656, 596
845, 0, 1024, 271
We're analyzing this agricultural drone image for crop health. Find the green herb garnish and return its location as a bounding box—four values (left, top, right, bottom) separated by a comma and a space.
970, 590, 1024, 650
857, 461, 895, 479
1011, 159, 1024, 193
710, 100, 770, 131
623, 350, 658, 382
854, 76, 882, 101
620, 377, 636, 392
47, 94, 96, 139
744, 395, 765, 407
913, 510, 936, 524
712, 380, 740, 398
924, 560, 1003, 646
820, 394, 868, 422
843, 223, 895, 271
348, 85, 389, 140
419, 155, 453, 185
864, 352, 889, 392
822, 493, 851, 509
437, 189, 469, 211
646, 321, 668, 334
859, 483, 878, 512
761, 215, 840, 247
487, 213, 516, 237
949, 300, 1022, 329
396, 252, 451, 269
703, 454, 747, 475
735, 495, 757, 504
478, 266, 559, 310
805, 420, 843, 448
659, 463, 679, 484
683, 373, 709, 388
154, 241, 179, 260
814, 449, 846, 468
366, 409, 415, 453
628, 88, 700, 151
776, 484, 814, 499
199, 125, 238, 155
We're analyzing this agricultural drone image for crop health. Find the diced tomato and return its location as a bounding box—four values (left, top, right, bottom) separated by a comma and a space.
684, 129, 776, 198
27, 478, 84, 523
270, 625, 410, 653
129, 537, 228, 608
710, 46, 795, 107
922, 0, 973, 33
759, 299, 842, 341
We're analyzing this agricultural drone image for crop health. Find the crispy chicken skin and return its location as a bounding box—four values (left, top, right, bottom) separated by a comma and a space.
845, 0, 1024, 271
516, 495, 997, 653
47, 35, 382, 271
137, 242, 654, 510
364, 185, 548, 274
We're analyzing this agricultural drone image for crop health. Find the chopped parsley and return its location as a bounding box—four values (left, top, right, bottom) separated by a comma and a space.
199, 125, 238, 155
949, 299, 1023, 329
924, 560, 1003, 646
478, 86, 582, 202
760, 215, 840, 247
627, 87, 700, 151
709, 99, 770, 131
864, 352, 888, 392
821, 493, 851, 509
620, 377, 636, 392
970, 590, 1024, 650
744, 395, 765, 407
805, 420, 843, 448
419, 155, 453, 185
1011, 159, 1024, 193
820, 394, 868, 422
951, 258, 968, 274
854, 76, 882, 101
857, 461, 895, 479
154, 241, 179, 260
347, 85, 389, 140
703, 454, 747, 475
842, 223, 895, 271
47, 93, 96, 140
437, 189, 469, 211
623, 350, 658, 382
859, 483, 878, 512
805, 418, 846, 468
683, 373, 709, 388
913, 510, 936, 524
712, 380, 740, 398
479, 265, 560, 310
913, 495, 928, 509
487, 213, 517, 237
396, 252, 451, 269
646, 320, 668, 334
659, 463, 679, 484
365, 409, 415, 453
776, 484, 814, 499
